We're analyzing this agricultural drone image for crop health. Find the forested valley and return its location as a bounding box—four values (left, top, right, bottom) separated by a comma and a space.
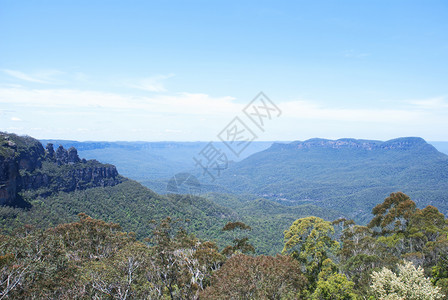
1, 192, 448, 299
1, 133, 448, 299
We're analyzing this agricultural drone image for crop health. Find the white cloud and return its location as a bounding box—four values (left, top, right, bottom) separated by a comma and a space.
406, 97, 448, 110
10, 117, 22, 121
128, 74, 174, 92
1, 86, 446, 124
1, 85, 447, 140
2, 69, 64, 84
0, 86, 239, 115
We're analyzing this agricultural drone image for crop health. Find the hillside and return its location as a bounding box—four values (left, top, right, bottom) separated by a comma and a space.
3, 132, 332, 254
0, 132, 235, 246
205, 192, 341, 254
213, 137, 448, 222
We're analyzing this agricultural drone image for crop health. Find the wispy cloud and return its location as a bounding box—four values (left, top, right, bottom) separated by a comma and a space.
2, 69, 64, 84
1, 86, 446, 123
406, 96, 448, 110
3, 69, 49, 83
127, 74, 174, 92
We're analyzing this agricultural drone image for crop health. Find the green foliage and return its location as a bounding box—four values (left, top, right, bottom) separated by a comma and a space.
283, 216, 340, 289
312, 273, 358, 300
221, 221, 255, 256
432, 254, 448, 297
0, 180, 236, 250
368, 192, 416, 235
222, 221, 252, 231
0, 214, 135, 298
336, 194, 448, 297
0, 215, 225, 299
206, 193, 342, 255
1, 192, 448, 299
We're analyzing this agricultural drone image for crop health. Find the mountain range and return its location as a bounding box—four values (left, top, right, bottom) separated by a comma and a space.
212, 137, 448, 222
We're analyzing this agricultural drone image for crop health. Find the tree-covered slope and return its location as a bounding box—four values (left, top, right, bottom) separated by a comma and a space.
213, 137, 448, 222
204, 193, 342, 254
1, 180, 236, 245
0, 132, 235, 247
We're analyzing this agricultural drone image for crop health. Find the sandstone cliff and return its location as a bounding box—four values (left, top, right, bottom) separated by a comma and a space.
0, 132, 123, 206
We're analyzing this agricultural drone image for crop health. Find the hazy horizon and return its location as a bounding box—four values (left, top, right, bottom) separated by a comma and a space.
37, 136, 448, 143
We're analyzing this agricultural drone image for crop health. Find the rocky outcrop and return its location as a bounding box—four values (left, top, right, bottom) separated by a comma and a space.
1, 132, 123, 206
67, 147, 80, 164
55, 145, 68, 165
46, 143, 55, 161
19, 164, 120, 192
294, 138, 381, 150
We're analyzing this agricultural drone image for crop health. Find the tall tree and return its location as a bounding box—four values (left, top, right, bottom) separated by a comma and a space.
282, 216, 340, 289
201, 254, 307, 299
368, 192, 416, 235
221, 221, 255, 256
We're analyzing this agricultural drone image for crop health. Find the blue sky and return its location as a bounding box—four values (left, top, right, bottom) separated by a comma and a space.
0, 0, 447, 141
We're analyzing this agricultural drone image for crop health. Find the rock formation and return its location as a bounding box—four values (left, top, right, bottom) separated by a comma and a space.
0, 132, 123, 206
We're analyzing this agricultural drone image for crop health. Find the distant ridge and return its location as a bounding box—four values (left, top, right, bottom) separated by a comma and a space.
214, 137, 448, 223
271, 137, 437, 152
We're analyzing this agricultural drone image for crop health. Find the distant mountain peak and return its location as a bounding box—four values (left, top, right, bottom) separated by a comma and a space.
380, 137, 429, 150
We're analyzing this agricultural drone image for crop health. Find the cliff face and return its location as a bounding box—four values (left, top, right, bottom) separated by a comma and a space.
0, 132, 122, 206
19, 164, 120, 192
0, 157, 19, 206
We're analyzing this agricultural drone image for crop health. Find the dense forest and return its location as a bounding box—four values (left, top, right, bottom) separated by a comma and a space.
2, 133, 448, 298
1, 192, 447, 299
